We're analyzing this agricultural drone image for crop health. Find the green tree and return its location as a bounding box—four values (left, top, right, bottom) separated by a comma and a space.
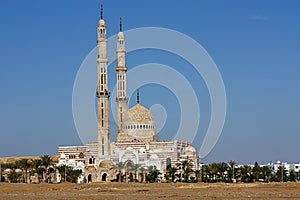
114, 162, 124, 182
240, 165, 252, 183
276, 166, 286, 182
201, 165, 210, 183
252, 162, 261, 182
194, 169, 201, 183
177, 160, 194, 182
18, 159, 31, 183
218, 162, 228, 182
40, 155, 53, 182
56, 165, 66, 182
7, 171, 22, 183
167, 167, 178, 182
289, 170, 296, 182
146, 166, 161, 183
261, 166, 272, 182
67, 167, 82, 183
228, 160, 236, 182
208, 163, 219, 182
31, 159, 43, 178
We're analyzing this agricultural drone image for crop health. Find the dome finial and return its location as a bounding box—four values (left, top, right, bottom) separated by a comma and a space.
137, 89, 140, 104
120, 17, 122, 32
100, 4, 103, 19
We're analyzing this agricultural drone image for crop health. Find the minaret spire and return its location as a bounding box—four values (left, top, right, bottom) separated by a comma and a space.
100, 4, 103, 19
137, 89, 140, 104
116, 18, 128, 136
96, 3, 110, 165
120, 17, 122, 32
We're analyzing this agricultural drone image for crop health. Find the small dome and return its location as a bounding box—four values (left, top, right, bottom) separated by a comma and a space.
4, 168, 12, 173
123, 104, 155, 124
99, 160, 114, 169
185, 146, 196, 153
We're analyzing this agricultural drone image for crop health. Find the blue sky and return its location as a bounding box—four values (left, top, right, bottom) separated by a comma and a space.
0, 0, 299, 164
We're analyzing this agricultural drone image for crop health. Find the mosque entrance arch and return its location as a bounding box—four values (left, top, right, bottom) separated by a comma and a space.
102, 173, 107, 181
88, 174, 92, 183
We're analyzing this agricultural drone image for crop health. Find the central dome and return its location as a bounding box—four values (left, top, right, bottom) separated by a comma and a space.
119, 104, 158, 142
123, 104, 155, 123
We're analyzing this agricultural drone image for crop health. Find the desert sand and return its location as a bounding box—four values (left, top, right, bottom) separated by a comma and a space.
0, 182, 300, 200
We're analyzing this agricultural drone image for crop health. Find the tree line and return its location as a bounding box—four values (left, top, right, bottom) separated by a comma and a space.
0, 155, 81, 183
165, 160, 298, 183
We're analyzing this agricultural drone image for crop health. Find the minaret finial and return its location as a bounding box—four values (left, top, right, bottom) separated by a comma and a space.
120, 17, 122, 32
100, 4, 103, 19
137, 89, 140, 104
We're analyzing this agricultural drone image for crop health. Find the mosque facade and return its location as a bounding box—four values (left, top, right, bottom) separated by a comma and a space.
57, 6, 200, 183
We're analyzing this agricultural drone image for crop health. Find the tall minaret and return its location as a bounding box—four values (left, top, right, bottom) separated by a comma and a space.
96, 5, 110, 161
116, 17, 128, 134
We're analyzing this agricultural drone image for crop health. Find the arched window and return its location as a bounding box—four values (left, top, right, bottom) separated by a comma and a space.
166, 158, 172, 170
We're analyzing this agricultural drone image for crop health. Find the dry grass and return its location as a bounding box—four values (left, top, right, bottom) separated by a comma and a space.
0, 182, 300, 200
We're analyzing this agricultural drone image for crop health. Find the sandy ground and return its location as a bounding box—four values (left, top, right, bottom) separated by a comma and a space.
0, 182, 300, 200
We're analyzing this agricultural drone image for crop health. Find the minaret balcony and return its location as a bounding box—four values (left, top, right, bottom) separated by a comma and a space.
96, 90, 110, 98
97, 57, 109, 63
96, 38, 107, 42
116, 66, 127, 71
116, 97, 128, 102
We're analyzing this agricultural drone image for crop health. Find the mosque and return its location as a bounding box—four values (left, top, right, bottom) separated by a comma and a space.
57, 6, 200, 183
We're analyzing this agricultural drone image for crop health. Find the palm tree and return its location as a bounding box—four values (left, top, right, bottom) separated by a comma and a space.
167, 167, 178, 182
40, 155, 54, 182
56, 165, 66, 182
218, 162, 228, 182
7, 171, 22, 183
228, 160, 236, 182
201, 164, 210, 183
139, 166, 147, 182
208, 163, 219, 182
261, 166, 272, 182
240, 165, 252, 183
31, 159, 43, 182
177, 160, 194, 182
252, 162, 261, 182
146, 166, 161, 183
131, 164, 141, 181
114, 162, 124, 182
194, 169, 201, 182
18, 159, 31, 183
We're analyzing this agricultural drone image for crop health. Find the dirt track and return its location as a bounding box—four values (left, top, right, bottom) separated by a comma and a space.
0, 182, 299, 200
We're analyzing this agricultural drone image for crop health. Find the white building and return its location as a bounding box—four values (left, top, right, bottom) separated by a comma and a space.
57, 5, 200, 183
